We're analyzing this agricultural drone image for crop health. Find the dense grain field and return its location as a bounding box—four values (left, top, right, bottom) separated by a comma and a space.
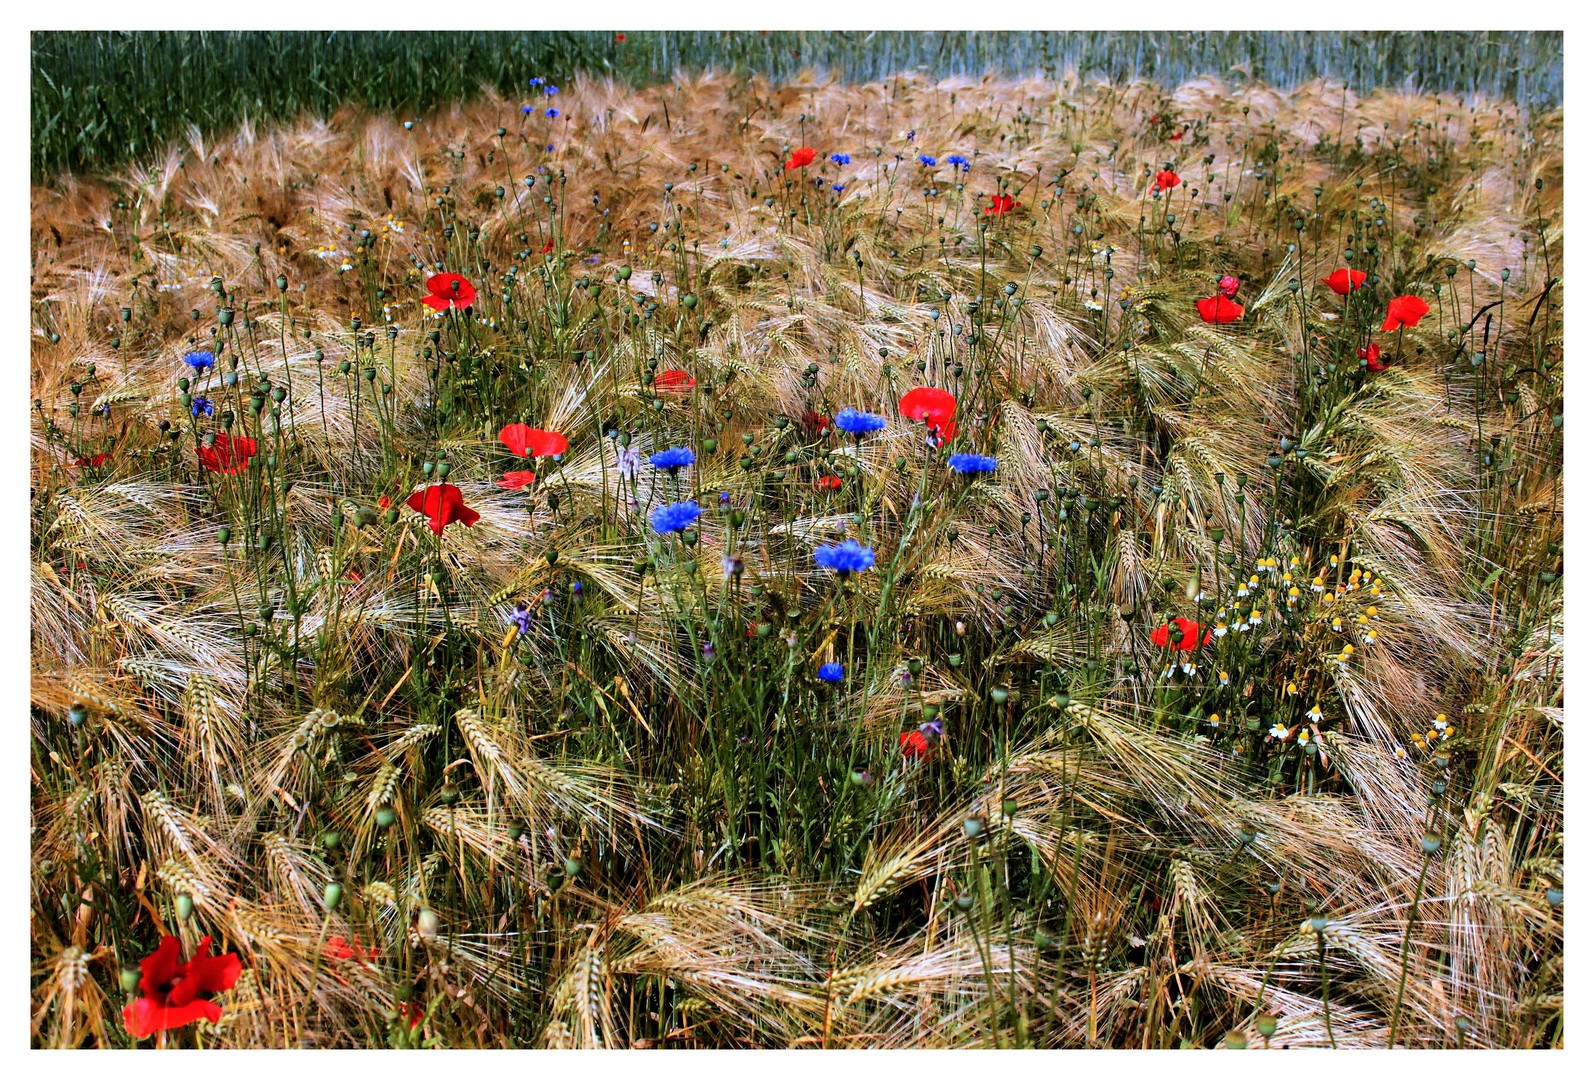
30, 68, 1562, 1049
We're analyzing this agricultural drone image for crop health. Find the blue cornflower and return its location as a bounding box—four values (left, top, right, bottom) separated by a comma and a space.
650, 446, 696, 472
946, 154, 970, 171
546, 108, 559, 118
530, 77, 545, 86
719, 491, 732, 505
949, 453, 998, 474
919, 154, 937, 166
522, 105, 535, 114
545, 85, 559, 95
506, 602, 533, 635
814, 539, 876, 574
817, 662, 844, 683
651, 500, 701, 534
183, 350, 215, 372
834, 408, 886, 436
906, 129, 916, 141
832, 184, 845, 192
190, 396, 214, 417
830, 153, 851, 165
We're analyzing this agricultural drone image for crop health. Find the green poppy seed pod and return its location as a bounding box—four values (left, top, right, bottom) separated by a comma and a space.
1043, 611, 1060, 627
954, 893, 975, 912
730, 510, 746, 528
545, 549, 559, 566
963, 817, 984, 840
1308, 914, 1328, 933
849, 767, 871, 787
907, 659, 923, 675
682, 531, 699, 548
180, 393, 193, 409
50, 332, 61, 343
1256, 1014, 1278, 1039
375, 806, 396, 828
68, 702, 88, 726
947, 653, 962, 667
1052, 692, 1071, 708
1546, 887, 1563, 907
1264, 880, 1280, 895
508, 822, 526, 842
1225, 1030, 1248, 1050
218, 526, 232, 545
617, 266, 632, 281
1553, 414, 1563, 429
435, 463, 451, 480
1001, 797, 1018, 817
219, 308, 234, 326
323, 881, 343, 910
683, 294, 698, 309
272, 386, 286, 403
755, 622, 772, 638
321, 830, 342, 850
438, 782, 461, 806
1239, 825, 1257, 845
991, 688, 1009, 705
175, 892, 194, 921
564, 856, 582, 878
1421, 830, 1441, 854
276, 275, 288, 292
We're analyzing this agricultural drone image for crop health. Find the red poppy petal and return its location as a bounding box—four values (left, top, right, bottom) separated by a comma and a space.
124, 996, 224, 1039
499, 423, 533, 457
499, 471, 537, 489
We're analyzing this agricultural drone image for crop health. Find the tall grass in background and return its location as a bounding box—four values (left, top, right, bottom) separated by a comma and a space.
31, 30, 1561, 182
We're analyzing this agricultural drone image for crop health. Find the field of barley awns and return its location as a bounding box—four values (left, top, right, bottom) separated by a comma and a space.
30, 70, 1562, 1049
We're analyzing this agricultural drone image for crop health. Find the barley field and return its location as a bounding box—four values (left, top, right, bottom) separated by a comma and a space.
29, 63, 1562, 1049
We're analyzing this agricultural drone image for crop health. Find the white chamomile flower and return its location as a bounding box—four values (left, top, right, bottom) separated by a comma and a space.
1269, 723, 1290, 739
1307, 703, 1324, 722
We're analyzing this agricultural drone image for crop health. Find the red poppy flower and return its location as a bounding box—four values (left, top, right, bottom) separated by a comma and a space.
1359, 342, 1387, 373
985, 194, 1017, 215
1154, 169, 1181, 192
1381, 295, 1430, 331
898, 386, 959, 445
346, 569, 363, 583
803, 409, 831, 434
377, 495, 391, 510
406, 484, 481, 535
900, 730, 931, 760
784, 146, 817, 170
122, 935, 243, 1039
1218, 275, 1240, 300
326, 935, 379, 965
1169, 131, 1183, 141
1321, 268, 1367, 296
615, 32, 627, 42
196, 433, 257, 475
815, 475, 843, 490
70, 452, 108, 467
541, 238, 554, 254
422, 273, 476, 312
1151, 616, 1211, 651
400, 1001, 424, 1029
499, 470, 538, 489
499, 424, 569, 458
653, 369, 696, 391
1196, 294, 1245, 325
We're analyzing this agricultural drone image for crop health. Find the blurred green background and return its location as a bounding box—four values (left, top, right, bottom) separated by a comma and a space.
31, 30, 1562, 182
